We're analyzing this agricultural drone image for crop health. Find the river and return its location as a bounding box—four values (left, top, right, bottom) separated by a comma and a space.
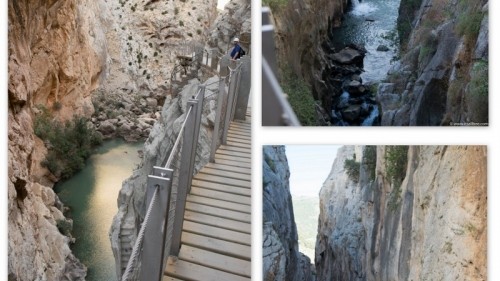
55, 139, 143, 281
330, 0, 401, 83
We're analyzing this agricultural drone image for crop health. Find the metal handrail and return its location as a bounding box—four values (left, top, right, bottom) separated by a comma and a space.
121, 186, 159, 281
163, 106, 194, 169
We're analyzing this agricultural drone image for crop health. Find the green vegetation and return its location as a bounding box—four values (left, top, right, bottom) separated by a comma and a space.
264, 153, 276, 173
52, 101, 62, 111
179, 20, 184, 26
263, 0, 288, 11
174, 7, 179, 15
467, 60, 488, 123
34, 106, 102, 179
456, 0, 485, 46
363, 146, 377, 181
397, 0, 423, 47
418, 32, 438, 64
344, 155, 360, 183
56, 219, 73, 236
385, 146, 409, 211
280, 66, 317, 126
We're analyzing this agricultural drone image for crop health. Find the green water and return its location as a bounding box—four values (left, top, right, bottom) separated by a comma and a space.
55, 139, 143, 281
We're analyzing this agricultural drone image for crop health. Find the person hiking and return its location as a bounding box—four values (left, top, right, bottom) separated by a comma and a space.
230, 38, 244, 60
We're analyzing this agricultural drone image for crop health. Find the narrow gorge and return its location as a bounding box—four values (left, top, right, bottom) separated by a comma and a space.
8, 0, 250, 279
266, 0, 488, 126
263, 145, 486, 280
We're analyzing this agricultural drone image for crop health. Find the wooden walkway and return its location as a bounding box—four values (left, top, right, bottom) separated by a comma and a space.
164, 117, 251, 281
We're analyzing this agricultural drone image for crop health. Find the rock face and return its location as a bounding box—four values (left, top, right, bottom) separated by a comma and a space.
267, 0, 349, 95
315, 146, 487, 281
263, 146, 313, 281
209, 0, 251, 54
109, 77, 220, 278
8, 0, 109, 279
380, 0, 489, 125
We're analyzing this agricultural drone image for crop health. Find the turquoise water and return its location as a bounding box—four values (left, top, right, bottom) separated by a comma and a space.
55, 139, 143, 281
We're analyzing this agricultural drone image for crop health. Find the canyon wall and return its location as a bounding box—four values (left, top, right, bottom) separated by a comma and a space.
262, 146, 313, 281
378, 0, 488, 125
316, 146, 486, 280
209, 0, 251, 54
8, 0, 108, 279
267, 0, 349, 98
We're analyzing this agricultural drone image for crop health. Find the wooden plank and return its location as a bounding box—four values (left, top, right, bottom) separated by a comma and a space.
191, 179, 251, 196
214, 158, 251, 168
186, 201, 251, 222
228, 126, 251, 134
199, 167, 251, 181
183, 221, 251, 245
227, 137, 251, 145
228, 129, 251, 137
227, 134, 251, 141
190, 186, 251, 205
181, 232, 251, 260
186, 195, 251, 214
179, 245, 251, 277
163, 276, 184, 281
231, 121, 251, 128
165, 257, 250, 281
215, 153, 251, 164
216, 149, 251, 159
204, 162, 250, 175
218, 145, 250, 154
225, 141, 251, 149
184, 209, 251, 232
195, 173, 250, 188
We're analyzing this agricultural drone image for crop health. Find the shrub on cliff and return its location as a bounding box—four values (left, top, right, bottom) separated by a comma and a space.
363, 146, 377, 181
344, 155, 360, 183
385, 146, 408, 211
280, 66, 317, 126
263, 0, 288, 11
34, 106, 102, 179
467, 60, 488, 123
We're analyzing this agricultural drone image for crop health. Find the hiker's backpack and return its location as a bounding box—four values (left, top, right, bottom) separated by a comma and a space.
239, 47, 246, 58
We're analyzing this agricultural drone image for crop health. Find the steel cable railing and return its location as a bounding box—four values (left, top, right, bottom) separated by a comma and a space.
121, 186, 159, 281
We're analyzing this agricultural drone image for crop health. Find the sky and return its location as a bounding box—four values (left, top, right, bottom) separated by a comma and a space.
285, 145, 341, 197
217, 0, 230, 10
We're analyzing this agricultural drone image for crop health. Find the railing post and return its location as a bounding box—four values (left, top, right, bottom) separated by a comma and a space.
140, 166, 173, 281
234, 56, 251, 120
210, 78, 226, 162
219, 55, 230, 77
222, 65, 239, 144
170, 88, 204, 256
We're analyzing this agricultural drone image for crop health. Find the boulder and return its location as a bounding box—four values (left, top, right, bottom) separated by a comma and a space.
146, 98, 158, 108
376, 45, 389, 52
98, 120, 116, 135
342, 105, 362, 122
330, 47, 364, 65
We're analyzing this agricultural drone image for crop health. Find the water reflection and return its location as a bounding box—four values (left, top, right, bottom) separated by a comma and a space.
55, 139, 142, 281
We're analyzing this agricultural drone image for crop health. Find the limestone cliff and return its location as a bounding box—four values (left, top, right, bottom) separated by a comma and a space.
378, 0, 488, 125
263, 146, 313, 281
315, 146, 486, 280
8, 0, 108, 279
209, 0, 251, 54
267, 0, 348, 97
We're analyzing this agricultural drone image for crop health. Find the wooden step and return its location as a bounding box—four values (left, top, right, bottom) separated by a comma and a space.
178, 245, 251, 277
186, 195, 251, 213
183, 210, 251, 233
185, 201, 251, 223
225, 141, 251, 149
214, 158, 251, 168
183, 221, 251, 245
190, 186, 251, 205
228, 129, 251, 137
216, 149, 251, 160
226, 137, 251, 145
195, 173, 250, 188
218, 145, 251, 154
214, 154, 251, 164
228, 126, 251, 134
191, 179, 251, 196
181, 232, 251, 260
165, 257, 250, 281
204, 162, 250, 175
199, 167, 251, 181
